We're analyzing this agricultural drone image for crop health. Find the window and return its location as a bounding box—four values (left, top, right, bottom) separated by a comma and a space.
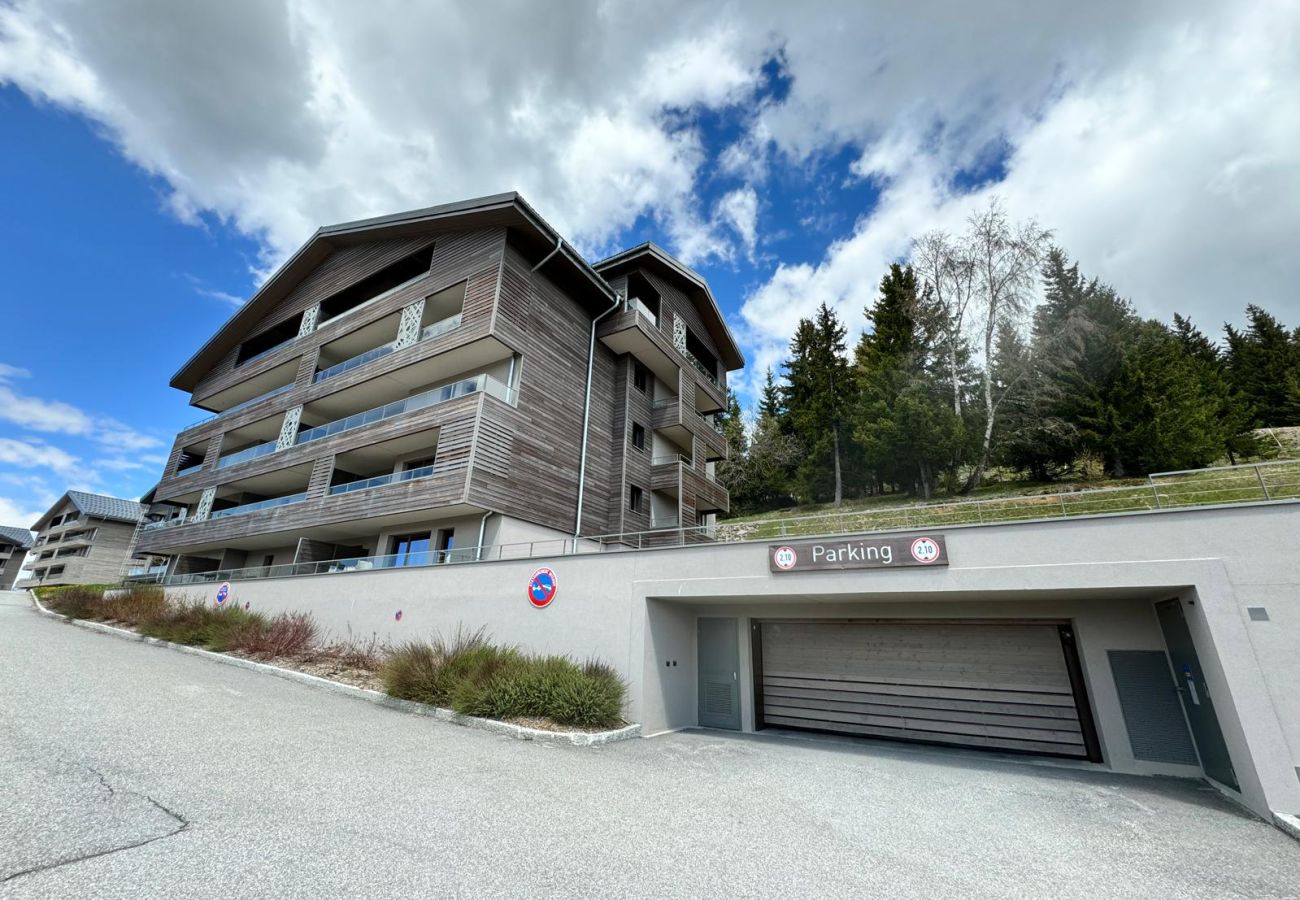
628, 485, 643, 512
47, 565, 64, 577
389, 532, 431, 567
631, 423, 646, 450
403, 456, 437, 472
236, 313, 303, 366
261, 555, 275, 568
633, 363, 648, 394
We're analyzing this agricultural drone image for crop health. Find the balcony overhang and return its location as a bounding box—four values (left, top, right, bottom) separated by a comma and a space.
598, 311, 680, 387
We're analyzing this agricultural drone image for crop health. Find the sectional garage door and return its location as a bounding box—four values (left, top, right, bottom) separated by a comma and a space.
756, 621, 1099, 759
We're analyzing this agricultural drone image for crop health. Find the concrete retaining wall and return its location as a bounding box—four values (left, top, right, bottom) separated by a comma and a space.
167, 501, 1300, 820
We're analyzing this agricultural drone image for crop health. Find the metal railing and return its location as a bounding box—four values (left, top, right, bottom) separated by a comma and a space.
217, 439, 278, 469
236, 335, 301, 370
209, 492, 307, 521
297, 373, 512, 447
328, 462, 451, 497
147, 460, 1300, 588
680, 347, 720, 389
651, 453, 692, 467
313, 312, 465, 384
186, 383, 294, 430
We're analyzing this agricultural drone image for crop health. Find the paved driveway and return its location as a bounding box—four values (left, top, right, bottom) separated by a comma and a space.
2, 590, 1298, 898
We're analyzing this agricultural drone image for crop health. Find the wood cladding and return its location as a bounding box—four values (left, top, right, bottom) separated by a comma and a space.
148, 221, 733, 559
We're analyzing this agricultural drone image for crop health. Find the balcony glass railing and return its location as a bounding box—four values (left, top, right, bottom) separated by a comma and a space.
175, 462, 204, 477
328, 462, 449, 497
681, 348, 721, 389
186, 383, 294, 430
630, 297, 659, 328
651, 453, 692, 467
208, 492, 307, 521
236, 336, 300, 370
650, 515, 680, 529
217, 440, 278, 469
315, 342, 397, 383
144, 516, 186, 531
314, 313, 464, 385
702, 413, 725, 434
296, 373, 514, 447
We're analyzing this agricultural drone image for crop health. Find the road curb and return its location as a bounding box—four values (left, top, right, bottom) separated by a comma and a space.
25, 591, 640, 748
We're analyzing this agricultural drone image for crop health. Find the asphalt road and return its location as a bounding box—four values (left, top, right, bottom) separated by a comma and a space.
3, 590, 1299, 899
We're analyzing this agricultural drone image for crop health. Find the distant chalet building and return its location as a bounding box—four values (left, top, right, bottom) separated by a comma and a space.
21, 491, 148, 587
0, 525, 35, 591
135, 193, 743, 578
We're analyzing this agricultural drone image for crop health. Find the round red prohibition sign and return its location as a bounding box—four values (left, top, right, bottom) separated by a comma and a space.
910, 537, 941, 564
528, 567, 558, 608
772, 545, 798, 570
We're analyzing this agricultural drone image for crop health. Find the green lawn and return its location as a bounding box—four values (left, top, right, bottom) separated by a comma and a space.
716, 460, 1300, 542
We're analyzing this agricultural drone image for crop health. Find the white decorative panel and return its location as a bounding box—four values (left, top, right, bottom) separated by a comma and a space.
394, 299, 426, 349
672, 313, 687, 352
195, 487, 216, 522
276, 406, 303, 450
298, 304, 320, 336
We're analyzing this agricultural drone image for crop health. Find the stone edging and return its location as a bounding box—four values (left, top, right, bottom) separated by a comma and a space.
26, 591, 640, 748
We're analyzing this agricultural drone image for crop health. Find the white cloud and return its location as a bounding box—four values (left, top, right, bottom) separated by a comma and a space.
0, 363, 31, 380
734, 1, 1300, 395
0, 438, 80, 475
1, 0, 1296, 410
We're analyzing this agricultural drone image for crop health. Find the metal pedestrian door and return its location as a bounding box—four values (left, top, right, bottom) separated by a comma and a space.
1155, 598, 1239, 790
698, 617, 741, 730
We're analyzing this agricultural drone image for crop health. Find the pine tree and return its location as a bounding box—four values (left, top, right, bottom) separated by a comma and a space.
1224, 305, 1300, 428
782, 303, 854, 505
854, 265, 963, 498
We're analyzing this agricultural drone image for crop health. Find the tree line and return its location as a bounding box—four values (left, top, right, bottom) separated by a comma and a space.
718, 202, 1300, 515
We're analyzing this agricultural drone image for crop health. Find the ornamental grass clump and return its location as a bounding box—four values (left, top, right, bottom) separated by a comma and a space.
380, 628, 626, 729
139, 599, 268, 651
229, 611, 319, 658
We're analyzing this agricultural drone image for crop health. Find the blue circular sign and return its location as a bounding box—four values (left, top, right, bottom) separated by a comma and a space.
527, 568, 557, 608
216, 582, 230, 605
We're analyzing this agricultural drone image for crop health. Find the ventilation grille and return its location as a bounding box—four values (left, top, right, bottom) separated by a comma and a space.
1108, 650, 1199, 765
704, 681, 733, 716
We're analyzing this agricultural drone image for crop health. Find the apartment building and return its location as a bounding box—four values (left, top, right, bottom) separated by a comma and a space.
21, 491, 147, 587
135, 193, 743, 578
0, 525, 34, 590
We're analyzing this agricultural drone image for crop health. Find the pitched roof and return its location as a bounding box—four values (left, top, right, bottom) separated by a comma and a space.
592, 242, 745, 371
170, 192, 618, 392
0, 525, 33, 549
32, 491, 147, 531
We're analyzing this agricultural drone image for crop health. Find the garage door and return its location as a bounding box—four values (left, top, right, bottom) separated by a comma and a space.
757, 621, 1098, 759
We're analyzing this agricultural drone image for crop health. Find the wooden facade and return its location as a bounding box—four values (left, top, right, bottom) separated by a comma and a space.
138, 194, 742, 571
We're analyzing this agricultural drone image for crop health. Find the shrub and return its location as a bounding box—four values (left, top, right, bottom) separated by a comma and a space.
230, 612, 318, 658
139, 600, 268, 651
40, 585, 104, 619
98, 584, 168, 626
330, 633, 385, 672
1075, 451, 1106, 482
382, 629, 626, 729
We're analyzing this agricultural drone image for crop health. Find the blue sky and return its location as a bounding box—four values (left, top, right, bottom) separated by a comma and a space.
1, 1, 1297, 526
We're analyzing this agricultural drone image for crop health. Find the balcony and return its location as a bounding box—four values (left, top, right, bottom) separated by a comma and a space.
296, 373, 513, 448
187, 383, 294, 430
598, 308, 681, 387
209, 492, 307, 521
328, 462, 451, 497
314, 312, 463, 385
217, 439, 278, 470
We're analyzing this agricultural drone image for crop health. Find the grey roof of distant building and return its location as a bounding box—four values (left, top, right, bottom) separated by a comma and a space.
0, 525, 34, 549
33, 490, 147, 531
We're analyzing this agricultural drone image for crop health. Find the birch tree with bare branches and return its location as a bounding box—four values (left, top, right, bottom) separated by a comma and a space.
962, 200, 1052, 492
912, 230, 976, 416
